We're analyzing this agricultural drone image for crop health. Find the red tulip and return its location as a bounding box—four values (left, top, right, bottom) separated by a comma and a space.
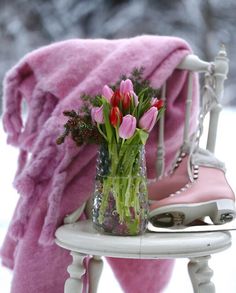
109, 106, 123, 127
151, 97, 164, 110
122, 93, 131, 110
111, 90, 122, 107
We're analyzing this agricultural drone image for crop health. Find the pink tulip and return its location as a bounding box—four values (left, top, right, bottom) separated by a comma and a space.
102, 85, 114, 102
120, 79, 133, 95
91, 106, 104, 124
139, 107, 158, 132
120, 79, 139, 107
118, 114, 136, 139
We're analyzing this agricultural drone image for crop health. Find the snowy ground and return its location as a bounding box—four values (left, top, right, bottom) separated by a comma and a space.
1, 107, 236, 293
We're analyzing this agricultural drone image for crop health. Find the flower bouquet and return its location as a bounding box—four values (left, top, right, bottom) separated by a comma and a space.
57, 69, 164, 235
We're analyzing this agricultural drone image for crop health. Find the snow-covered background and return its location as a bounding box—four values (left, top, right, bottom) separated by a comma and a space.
0, 0, 236, 111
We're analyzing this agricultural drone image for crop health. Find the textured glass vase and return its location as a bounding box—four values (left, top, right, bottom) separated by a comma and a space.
92, 143, 149, 236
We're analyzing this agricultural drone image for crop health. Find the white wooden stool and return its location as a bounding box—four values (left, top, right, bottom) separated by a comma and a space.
55, 220, 231, 293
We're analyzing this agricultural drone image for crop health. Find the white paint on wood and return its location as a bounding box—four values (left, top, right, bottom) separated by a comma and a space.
188, 255, 215, 293
64, 252, 86, 293
156, 82, 166, 178
88, 256, 104, 293
55, 221, 231, 292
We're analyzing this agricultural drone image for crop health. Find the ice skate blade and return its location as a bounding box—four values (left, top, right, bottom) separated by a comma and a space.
149, 199, 236, 226
147, 219, 236, 233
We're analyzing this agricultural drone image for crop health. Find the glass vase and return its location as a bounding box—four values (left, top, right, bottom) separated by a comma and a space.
92, 143, 149, 236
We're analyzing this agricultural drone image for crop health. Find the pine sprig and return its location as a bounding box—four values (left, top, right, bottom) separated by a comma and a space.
56, 110, 103, 146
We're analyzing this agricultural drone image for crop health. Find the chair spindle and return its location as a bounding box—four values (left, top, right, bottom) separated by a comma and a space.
156, 82, 166, 178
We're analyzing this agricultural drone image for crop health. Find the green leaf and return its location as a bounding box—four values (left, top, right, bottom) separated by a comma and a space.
137, 129, 149, 145
102, 100, 113, 143
138, 87, 150, 97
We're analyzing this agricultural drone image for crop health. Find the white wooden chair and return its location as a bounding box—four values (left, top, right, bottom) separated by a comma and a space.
55, 46, 232, 293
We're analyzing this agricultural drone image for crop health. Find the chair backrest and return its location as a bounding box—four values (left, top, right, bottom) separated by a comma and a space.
156, 45, 229, 179
63, 45, 229, 224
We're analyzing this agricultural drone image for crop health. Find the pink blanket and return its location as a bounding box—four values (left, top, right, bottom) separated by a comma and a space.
1, 36, 199, 293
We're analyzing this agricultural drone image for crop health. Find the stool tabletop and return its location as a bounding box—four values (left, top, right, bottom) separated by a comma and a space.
55, 220, 231, 259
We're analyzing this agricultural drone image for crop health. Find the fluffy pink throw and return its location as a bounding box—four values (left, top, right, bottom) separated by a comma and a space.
1, 36, 199, 293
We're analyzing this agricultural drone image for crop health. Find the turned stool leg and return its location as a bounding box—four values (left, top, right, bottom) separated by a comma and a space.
188, 255, 215, 293
65, 252, 87, 293
88, 256, 104, 293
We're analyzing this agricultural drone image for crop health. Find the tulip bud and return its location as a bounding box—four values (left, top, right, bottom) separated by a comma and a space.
122, 93, 131, 110
118, 114, 136, 139
111, 90, 122, 107
120, 79, 134, 95
102, 85, 114, 103
91, 106, 104, 124
151, 97, 164, 110
109, 106, 123, 127
139, 107, 158, 132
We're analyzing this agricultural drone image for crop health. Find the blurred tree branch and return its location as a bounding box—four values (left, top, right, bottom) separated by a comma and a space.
0, 0, 235, 111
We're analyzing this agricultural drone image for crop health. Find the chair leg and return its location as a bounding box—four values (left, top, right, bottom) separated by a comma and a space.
65, 252, 87, 293
188, 255, 215, 293
88, 256, 104, 293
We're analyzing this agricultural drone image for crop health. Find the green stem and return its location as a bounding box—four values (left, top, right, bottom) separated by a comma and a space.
98, 176, 112, 224
97, 124, 107, 140
97, 141, 147, 234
